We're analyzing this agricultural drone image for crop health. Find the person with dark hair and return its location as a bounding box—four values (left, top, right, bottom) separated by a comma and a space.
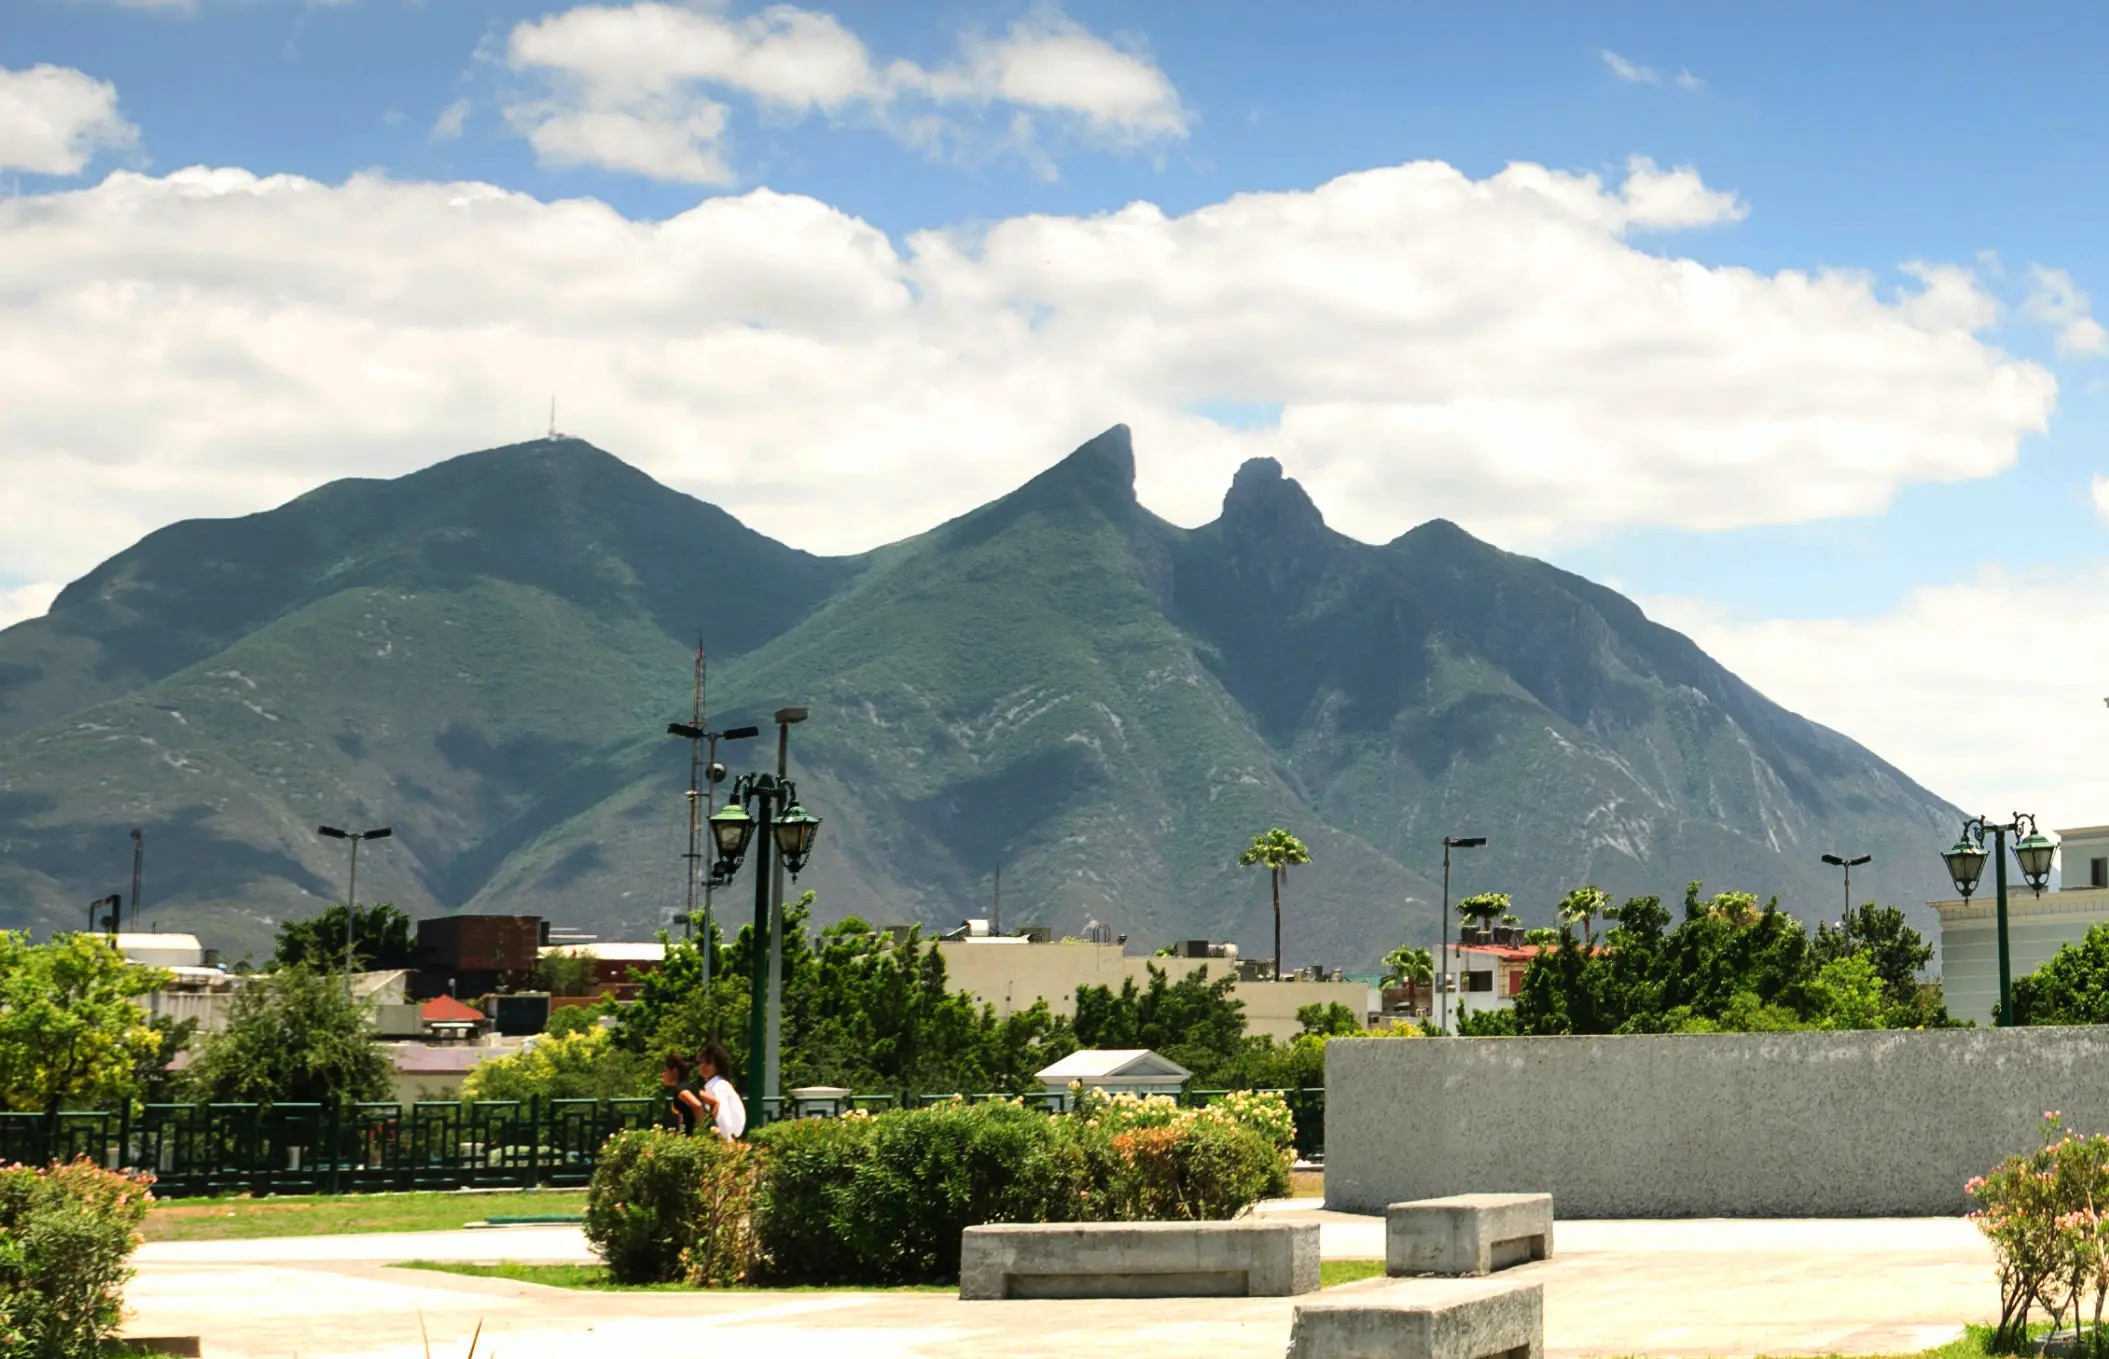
661, 1053, 705, 1136
691, 1040, 746, 1140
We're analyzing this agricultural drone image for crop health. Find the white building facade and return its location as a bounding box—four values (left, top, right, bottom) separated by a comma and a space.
1936, 824, 2109, 1027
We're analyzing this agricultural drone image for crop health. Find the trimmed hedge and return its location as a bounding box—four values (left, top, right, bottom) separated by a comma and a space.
745, 1094, 1292, 1286
0, 1159, 154, 1358
583, 1129, 759, 1285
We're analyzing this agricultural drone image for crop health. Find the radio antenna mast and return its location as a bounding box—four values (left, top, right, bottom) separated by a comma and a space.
547, 396, 557, 441
682, 642, 705, 941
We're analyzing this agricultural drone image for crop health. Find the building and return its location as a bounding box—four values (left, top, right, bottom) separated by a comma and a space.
535, 940, 666, 999
412, 914, 543, 999
931, 929, 1375, 1042
112, 932, 245, 1032
1036, 1049, 1192, 1107
1936, 824, 2109, 1027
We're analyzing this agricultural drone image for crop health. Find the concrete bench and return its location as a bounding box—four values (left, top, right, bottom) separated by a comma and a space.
958, 1220, 1321, 1300
1387, 1194, 1553, 1276
1287, 1277, 1542, 1359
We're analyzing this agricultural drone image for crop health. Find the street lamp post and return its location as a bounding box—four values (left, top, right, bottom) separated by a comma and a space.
1820, 852, 1872, 925
1942, 814, 2057, 1027
765, 706, 808, 1104
318, 825, 392, 998
706, 773, 821, 1111
1440, 835, 1486, 1035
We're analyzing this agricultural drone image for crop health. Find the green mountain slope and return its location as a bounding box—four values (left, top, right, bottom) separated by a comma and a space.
0, 428, 1961, 964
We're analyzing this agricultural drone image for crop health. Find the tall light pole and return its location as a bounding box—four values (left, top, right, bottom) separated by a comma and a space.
765, 706, 807, 1103
318, 825, 392, 998
1942, 814, 2056, 1027
128, 828, 144, 934
1820, 852, 1872, 925
668, 710, 758, 957
707, 772, 821, 1112
1440, 835, 1486, 1035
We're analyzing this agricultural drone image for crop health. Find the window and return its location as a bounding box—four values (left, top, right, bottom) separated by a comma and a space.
1466, 971, 1493, 993
2093, 857, 2107, 889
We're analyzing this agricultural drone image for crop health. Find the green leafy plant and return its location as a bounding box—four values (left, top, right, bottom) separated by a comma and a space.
0, 1159, 154, 1359
179, 963, 391, 1104
462, 1026, 649, 1102
1239, 827, 1312, 981
0, 933, 170, 1142
584, 1128, 760, 1286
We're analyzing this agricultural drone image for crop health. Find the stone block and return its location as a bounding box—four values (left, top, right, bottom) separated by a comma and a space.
1287, 1277, 1542, 1359
958, 1220, 1320, 1300
1387, 1194, 1552, 1276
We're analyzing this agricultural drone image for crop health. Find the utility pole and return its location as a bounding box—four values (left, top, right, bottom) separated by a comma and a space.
128, 828, 143, 934
681, 645, 706, 941
993, 861, 1002, 937
318, 825, 392, 999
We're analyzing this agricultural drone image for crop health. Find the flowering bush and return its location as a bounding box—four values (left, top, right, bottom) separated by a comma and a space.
0, 1159, 154, 1358
1970, 1112, 2109, 1354
1071, 1089, 1291, 1221
584, 1129, 759, 1286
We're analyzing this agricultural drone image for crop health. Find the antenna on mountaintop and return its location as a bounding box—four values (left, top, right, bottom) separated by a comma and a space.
547, 396, 558, 441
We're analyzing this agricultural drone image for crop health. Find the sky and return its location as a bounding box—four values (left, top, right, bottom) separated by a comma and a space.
3, 0, 2108, 841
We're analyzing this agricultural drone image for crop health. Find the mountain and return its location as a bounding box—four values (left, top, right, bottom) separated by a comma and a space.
0, 429, 1960, 965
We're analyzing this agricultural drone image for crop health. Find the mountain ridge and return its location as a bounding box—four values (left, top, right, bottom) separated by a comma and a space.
0, 427, 1960, 964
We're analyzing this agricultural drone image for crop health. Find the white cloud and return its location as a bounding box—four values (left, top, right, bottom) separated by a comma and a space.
1675, 70, 1705, 92
501, 1, 1186, 183
0, 157, 2056, 591
0, 65, 140, 175
2093, 474, 2109, 525
431, 98, 470, 142
1649, 567, 2109, 835
0, 582, 60, 631
1601, 50, 1659, 85
2023, 265, 2109, 358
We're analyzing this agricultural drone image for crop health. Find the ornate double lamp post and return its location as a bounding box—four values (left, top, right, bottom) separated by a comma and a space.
705, 775, 822, 1107
1942, 813, 2057, 1027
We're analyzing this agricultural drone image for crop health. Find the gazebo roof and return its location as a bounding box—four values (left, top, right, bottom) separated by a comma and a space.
1035, 1048, 1192, 1084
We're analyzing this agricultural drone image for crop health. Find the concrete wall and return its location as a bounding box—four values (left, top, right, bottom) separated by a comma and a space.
936, 940, 1373, 1042
1325, 1027, 2109, 1218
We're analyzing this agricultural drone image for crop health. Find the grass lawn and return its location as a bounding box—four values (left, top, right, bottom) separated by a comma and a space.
1319, 1259, 1383, 1288
142, 1189, 589, 1242
1289, 1169, 1323, 1198
396, 1261, 953, 1293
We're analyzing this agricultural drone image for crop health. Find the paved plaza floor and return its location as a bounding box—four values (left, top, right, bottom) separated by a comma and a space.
127, 1203, 1995, 1358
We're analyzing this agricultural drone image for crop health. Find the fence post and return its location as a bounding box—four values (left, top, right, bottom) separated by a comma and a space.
326, 1095, 342, 1196
117, 1101, 132, 1175
526, 1096, 541, 1190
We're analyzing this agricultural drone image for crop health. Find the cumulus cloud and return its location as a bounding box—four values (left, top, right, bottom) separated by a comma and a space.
0, 582, 60, 631
502, 0, 1186, 183
0, 156, 2056, 591
0, 65, 140, 175
2024, 265, 2109, 358
1649, 567, 2109, 835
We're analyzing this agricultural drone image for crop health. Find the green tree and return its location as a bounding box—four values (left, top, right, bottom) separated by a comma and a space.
1522, 927, 1560, 947
1812, 903, 1934, 1006
1810, 954, 1888, 1031
2013, 923, 2109, 1027
1296, 1002, 1362, 1037
1239, 828, 1312, 980
181, 964, 391, 1104
1380, 945, 1433, 1014
0, 933, 169, 1139
1557, 886, 1609, 947
462, 1027, 649, 1102
544, 1004, 602, 1037
273, 903, 416, 972
1073, 964, 1248, 1077
1455, 892, 1512, 935
534, 949, 597, 997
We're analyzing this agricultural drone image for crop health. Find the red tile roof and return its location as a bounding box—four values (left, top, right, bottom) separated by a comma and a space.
420, 995, 484, 1023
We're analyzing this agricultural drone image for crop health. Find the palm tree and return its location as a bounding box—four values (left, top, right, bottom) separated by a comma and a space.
1381, 944, 1435, 1015
1558, 886, 1609, 947
1455, 891, 1512, 935
1239, 828, 1313, 981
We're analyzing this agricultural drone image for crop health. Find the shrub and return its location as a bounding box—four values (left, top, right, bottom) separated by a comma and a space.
583, 1129, 759, 1286
462, 1027, 648, 1102
1102, 1117, 1284, 1221
0, 1159, 154, 1358
1970, 1113, 2109, 1354
753, 1101, 1088, 1285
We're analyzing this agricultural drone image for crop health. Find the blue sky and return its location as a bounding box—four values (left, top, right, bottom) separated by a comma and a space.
3, 0, 2107, 823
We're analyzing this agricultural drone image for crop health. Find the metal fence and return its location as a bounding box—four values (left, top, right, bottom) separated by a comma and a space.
0, 1086, 1323, 1197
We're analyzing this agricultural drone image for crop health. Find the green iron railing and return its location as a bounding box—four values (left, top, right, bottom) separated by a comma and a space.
0, 1086, 1322, 1195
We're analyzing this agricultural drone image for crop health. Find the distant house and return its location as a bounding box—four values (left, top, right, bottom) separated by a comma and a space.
1036, 1049, 1192, 1108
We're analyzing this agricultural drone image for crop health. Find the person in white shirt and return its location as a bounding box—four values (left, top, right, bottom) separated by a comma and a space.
692, 1040, 747, 1141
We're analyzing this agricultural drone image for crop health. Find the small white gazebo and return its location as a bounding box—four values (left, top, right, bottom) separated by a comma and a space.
1036, 1049, 1192, 1109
